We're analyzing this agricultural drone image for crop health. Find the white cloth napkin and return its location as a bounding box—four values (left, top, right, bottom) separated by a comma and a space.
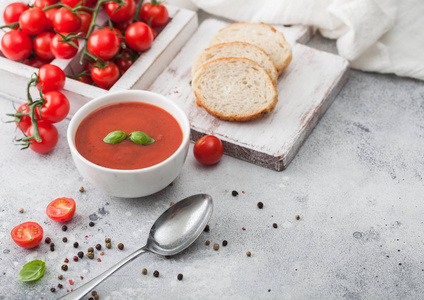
168, 0, 424, 81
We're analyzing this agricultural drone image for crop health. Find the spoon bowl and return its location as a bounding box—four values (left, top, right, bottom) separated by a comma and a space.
59, 194, 213, 300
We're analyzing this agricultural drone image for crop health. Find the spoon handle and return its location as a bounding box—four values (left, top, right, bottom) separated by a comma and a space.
58, 247, 148, 300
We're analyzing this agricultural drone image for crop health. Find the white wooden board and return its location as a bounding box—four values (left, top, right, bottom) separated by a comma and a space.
148, 19, 349, 171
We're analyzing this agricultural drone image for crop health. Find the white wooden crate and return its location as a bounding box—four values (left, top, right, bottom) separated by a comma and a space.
0, 2, 198, 116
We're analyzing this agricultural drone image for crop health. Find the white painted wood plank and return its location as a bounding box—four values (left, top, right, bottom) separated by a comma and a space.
148, 18, 349, 171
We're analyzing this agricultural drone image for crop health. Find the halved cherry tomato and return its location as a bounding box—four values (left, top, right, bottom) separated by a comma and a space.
1, 30, 32, 61
193, 135, 224, 165
14, 103, 32, 132
140, 2, 169, 28
125, 22, 153, 52
34, 32, 55, 60
26, 121, 59, 154
19, 7, 47, 36
3, 2, 29, 25
91, 61, 120, 89
87, 28, 120, 60
53, 7, 81, 33
11, 222, 43, 249
37, 64, 66, 93
37, 91, 70, 123
46, 197, 76, 222
50, 32, 79, 59
105, 0, 136, 23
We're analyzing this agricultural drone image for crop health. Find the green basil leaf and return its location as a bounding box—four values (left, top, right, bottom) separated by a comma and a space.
17, 260, 46, 282
103, 130, 127, 144
129, 131, 155, 145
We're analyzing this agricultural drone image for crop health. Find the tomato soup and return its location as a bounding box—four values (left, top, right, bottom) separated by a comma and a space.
75, 102, 183, 170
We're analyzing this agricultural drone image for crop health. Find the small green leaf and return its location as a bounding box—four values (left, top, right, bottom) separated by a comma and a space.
129, 131, 155, 145
17, 260, 46, 282
103, 130, 127, 144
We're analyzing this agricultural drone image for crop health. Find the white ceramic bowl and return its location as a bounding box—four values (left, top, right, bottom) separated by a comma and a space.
67, 90, 190, 198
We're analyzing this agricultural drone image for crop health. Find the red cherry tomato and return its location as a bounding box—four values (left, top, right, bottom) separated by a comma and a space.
1, 30, 32, 61
26, 121, 59, 154
33, 0, 58, 8
115, 50, 134, 74
50, 32, 79, 59
75, 75, 93, 84
44, 8, 59, 30
3, 2, 29, 25
110, 27, 124, 44
112, 19, 132, 32
24, 56, 53, 68
33, 32, 55, 60
105, 0, 136, 23
14, 103, 32, 132
91, 61, 120, 89
53, 7, 81, 33
62, 0, 96, 8
19, 7, 47, 36
140, 2, 169, 28
37, 64, 66, 92
193, 135, 224, 165
11, 222, 43, 249
46, 197, 76, 222
125, 22, 153, 52
87, 28, 120, 60
78, 12, 92, 36
37, 91, 70, 123
150, 27, 158, 39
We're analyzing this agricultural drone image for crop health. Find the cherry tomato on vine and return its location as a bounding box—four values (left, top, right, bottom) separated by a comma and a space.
105, 0, 136, 23
34, 32, 55, 60
53, 7, 81, 33
140, 1, 169, 28
44, 7, 59, 30
112, 19, 132, 32
1, 30, 32, 61
78, 12, 92, 36
50, 32, 79, 59
109, 27, 124, 44
11, 222, 43, 249
14, 103, 32, 132
46, 197, 76, 222
193, 135, 224, 165
37, 64, 66, 93
37, 91, 70, 123
3, 2, 29, 25
24, 56, 53, 68
75, 75, 93, 85
150, 27, 158, 39
62, 0, 96, 8
87, 28, 120, 60
125, 22, 153, 52
91, 61, 120, 89
115, 50, 134, 74
26, 121, 59, 154
19, 7, 47, 36
33, 0, 58, 9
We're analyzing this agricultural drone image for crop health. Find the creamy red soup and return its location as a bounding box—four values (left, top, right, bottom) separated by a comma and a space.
75, 101, 183, 170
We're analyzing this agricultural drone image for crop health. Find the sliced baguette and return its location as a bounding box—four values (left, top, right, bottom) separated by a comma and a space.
210, 22, 292, 73
192, 57, 278, 122
191, 42, 279, 85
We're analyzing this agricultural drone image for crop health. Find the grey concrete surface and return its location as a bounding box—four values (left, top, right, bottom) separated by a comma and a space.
1, 20, 424, 300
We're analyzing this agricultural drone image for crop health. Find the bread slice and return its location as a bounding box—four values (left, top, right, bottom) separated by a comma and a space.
191, 42, 279, 85
210, 23, 292, 73
192, 57, 278, 122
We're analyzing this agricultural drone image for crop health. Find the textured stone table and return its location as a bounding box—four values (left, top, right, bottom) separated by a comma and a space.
1, 21, 424, 300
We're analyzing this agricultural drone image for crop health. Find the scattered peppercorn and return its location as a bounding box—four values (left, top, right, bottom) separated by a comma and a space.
106, 243, 111, 249
88, 298, 94, 300
170, 202, 175, 206
64, 258, 69, 263
50, 288, 55, 293
105, 238, 111, 243
257, 202, 264, 209
204, 225, 210, 232
58, 274, 63, 280
62, 237, 68, 243
91, 291, 98, 296
118, 243, 124, 250
142, 268, 147, 275
89, 222, 95, 227
94, 295, 99, 300
79, 186, 84, 192
205, 240, 210, 246
153, 270, 159, 278
232, 190, 239, 196
165, 256, 171, 259
95, 244, 101, 250
62, 225, 67, 231
87, 252, 94, 259
177, 274, 183, 281
73, 256, 78, 262
213, 243, 219, 251
246, 251, 251, 257
222, 240, 228, 246
78, 251, 84, 258
73, 242, 79, 248
295, 215, 300, 220
50, 243, 55, 252
19, 208, 24, 213
273, 223, 278, 228
57, 283, 63, 289
61, 265, 68, 271
97, 258, 102, 262
45, 237, 51, 244
88, 247, 94, 253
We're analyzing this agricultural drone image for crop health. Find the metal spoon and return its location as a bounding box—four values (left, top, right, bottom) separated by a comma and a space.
59, 193, 213, 300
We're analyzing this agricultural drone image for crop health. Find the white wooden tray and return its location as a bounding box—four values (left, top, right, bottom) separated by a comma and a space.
148, 19, 349, 171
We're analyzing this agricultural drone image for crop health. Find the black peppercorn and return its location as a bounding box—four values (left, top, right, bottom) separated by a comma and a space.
78, 251, 84, 258
61, 265, 68, 271
142, 268, 147, 275
88, 247, 94, 253
205, 240, 210, 246
222, 240, 228, 246
273, 223, 278, 228
89, 222, 95, 227
45, 237, 51, 244
95, 244, 101, 250
257, 202, 264, 209
177, 274, 183, 281
57, 283, 63, 289
73, 242, 79, 248
50, 288, 55, 292
204, 225, 210, 232
62, 237, 68, 243
118, 243, 124, 250
232, 190, 239, 196
62, 225, 67, 231
153, 270, 159, 278
295, 215, 300, 220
